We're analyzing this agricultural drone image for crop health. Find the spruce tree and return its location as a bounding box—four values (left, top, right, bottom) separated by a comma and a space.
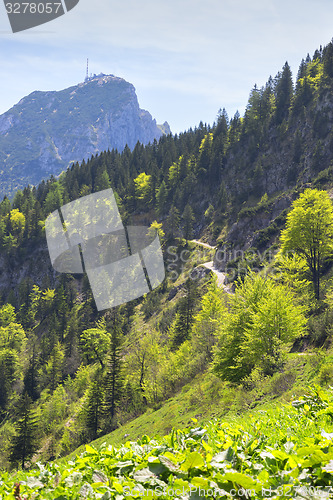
171, 278, 199, 348
275, 62, 293, 124
182, 204, 194, 241
94, 165, 110, 192
85, 379, 105, 440
10, 394, 39, 469
323, 41, 333, 78
156, 180, 168, 217
104, 314, 123, 429
23, 337, 39, 401
166, 205, 180, 239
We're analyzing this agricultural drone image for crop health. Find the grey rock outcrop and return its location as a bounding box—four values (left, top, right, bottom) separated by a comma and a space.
0, 74, 170, 198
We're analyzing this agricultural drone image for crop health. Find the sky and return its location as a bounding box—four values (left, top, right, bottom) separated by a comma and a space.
0, 0, 333, 134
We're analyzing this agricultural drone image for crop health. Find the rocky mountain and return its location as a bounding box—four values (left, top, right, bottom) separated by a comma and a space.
0, 74, 170, 198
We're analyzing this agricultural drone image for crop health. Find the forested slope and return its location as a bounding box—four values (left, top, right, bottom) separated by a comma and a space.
2, 40, 333, 471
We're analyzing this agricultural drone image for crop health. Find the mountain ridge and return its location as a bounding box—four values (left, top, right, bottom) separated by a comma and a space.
0, 73, 170, 198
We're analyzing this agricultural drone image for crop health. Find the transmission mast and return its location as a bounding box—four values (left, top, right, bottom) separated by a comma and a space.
85, 58, 89, 82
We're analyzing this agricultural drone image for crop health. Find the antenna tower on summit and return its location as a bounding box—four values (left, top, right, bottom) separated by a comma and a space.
85, 58, 89, 82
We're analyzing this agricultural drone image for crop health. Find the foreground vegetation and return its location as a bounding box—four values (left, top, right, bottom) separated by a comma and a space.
1, 386, 333, 499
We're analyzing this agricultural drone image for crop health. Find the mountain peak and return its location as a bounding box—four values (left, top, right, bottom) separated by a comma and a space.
0, 76, 170, 198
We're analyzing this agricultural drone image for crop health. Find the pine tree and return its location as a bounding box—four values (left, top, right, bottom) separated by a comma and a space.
10, 394, 39, 469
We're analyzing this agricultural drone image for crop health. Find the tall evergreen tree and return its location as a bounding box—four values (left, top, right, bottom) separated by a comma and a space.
104, 314, 123, 428
23, 336, 40, 401
274, 62, 293, 124
166, 205, 180, 239
94, 165, 110, 192
171, 278, 199, 348
85, 379, 105, 440
182, 204, 194, 241
323, 41, 333, 78
10, 394, 39, 469
156, 180, 168, 217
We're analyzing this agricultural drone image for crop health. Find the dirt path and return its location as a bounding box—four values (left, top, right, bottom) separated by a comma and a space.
191, 239, 216, 250
191, 240, 232, 293
202, 261, 232, 294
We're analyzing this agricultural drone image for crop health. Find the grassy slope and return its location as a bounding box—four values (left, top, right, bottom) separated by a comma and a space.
4, 358, 333, 499
63, 348, 328, 462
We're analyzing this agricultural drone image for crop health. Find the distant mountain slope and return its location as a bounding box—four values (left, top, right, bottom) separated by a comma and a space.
0, 74, 170, 198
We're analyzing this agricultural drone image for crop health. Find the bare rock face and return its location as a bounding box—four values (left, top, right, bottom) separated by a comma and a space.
0, 74, 170, 198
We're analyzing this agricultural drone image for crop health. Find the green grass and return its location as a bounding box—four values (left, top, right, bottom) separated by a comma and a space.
61, 348, 331, 463
2, 384, 333, 499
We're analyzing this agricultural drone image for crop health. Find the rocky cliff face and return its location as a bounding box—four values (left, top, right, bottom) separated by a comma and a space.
0, 74, 170, 198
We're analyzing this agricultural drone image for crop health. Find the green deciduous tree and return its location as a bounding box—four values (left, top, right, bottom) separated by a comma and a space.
213, 272, 306, 382
81, 322, 110, 369
148, 220, 165, 243
134, 172, 152, 208
240, 284, 307, 375
191, 275, 226, 366
9, 209, 25, 243
278, 189, 333, 299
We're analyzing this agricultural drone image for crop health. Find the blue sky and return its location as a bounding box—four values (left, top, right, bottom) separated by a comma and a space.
0, 0, 333, 133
